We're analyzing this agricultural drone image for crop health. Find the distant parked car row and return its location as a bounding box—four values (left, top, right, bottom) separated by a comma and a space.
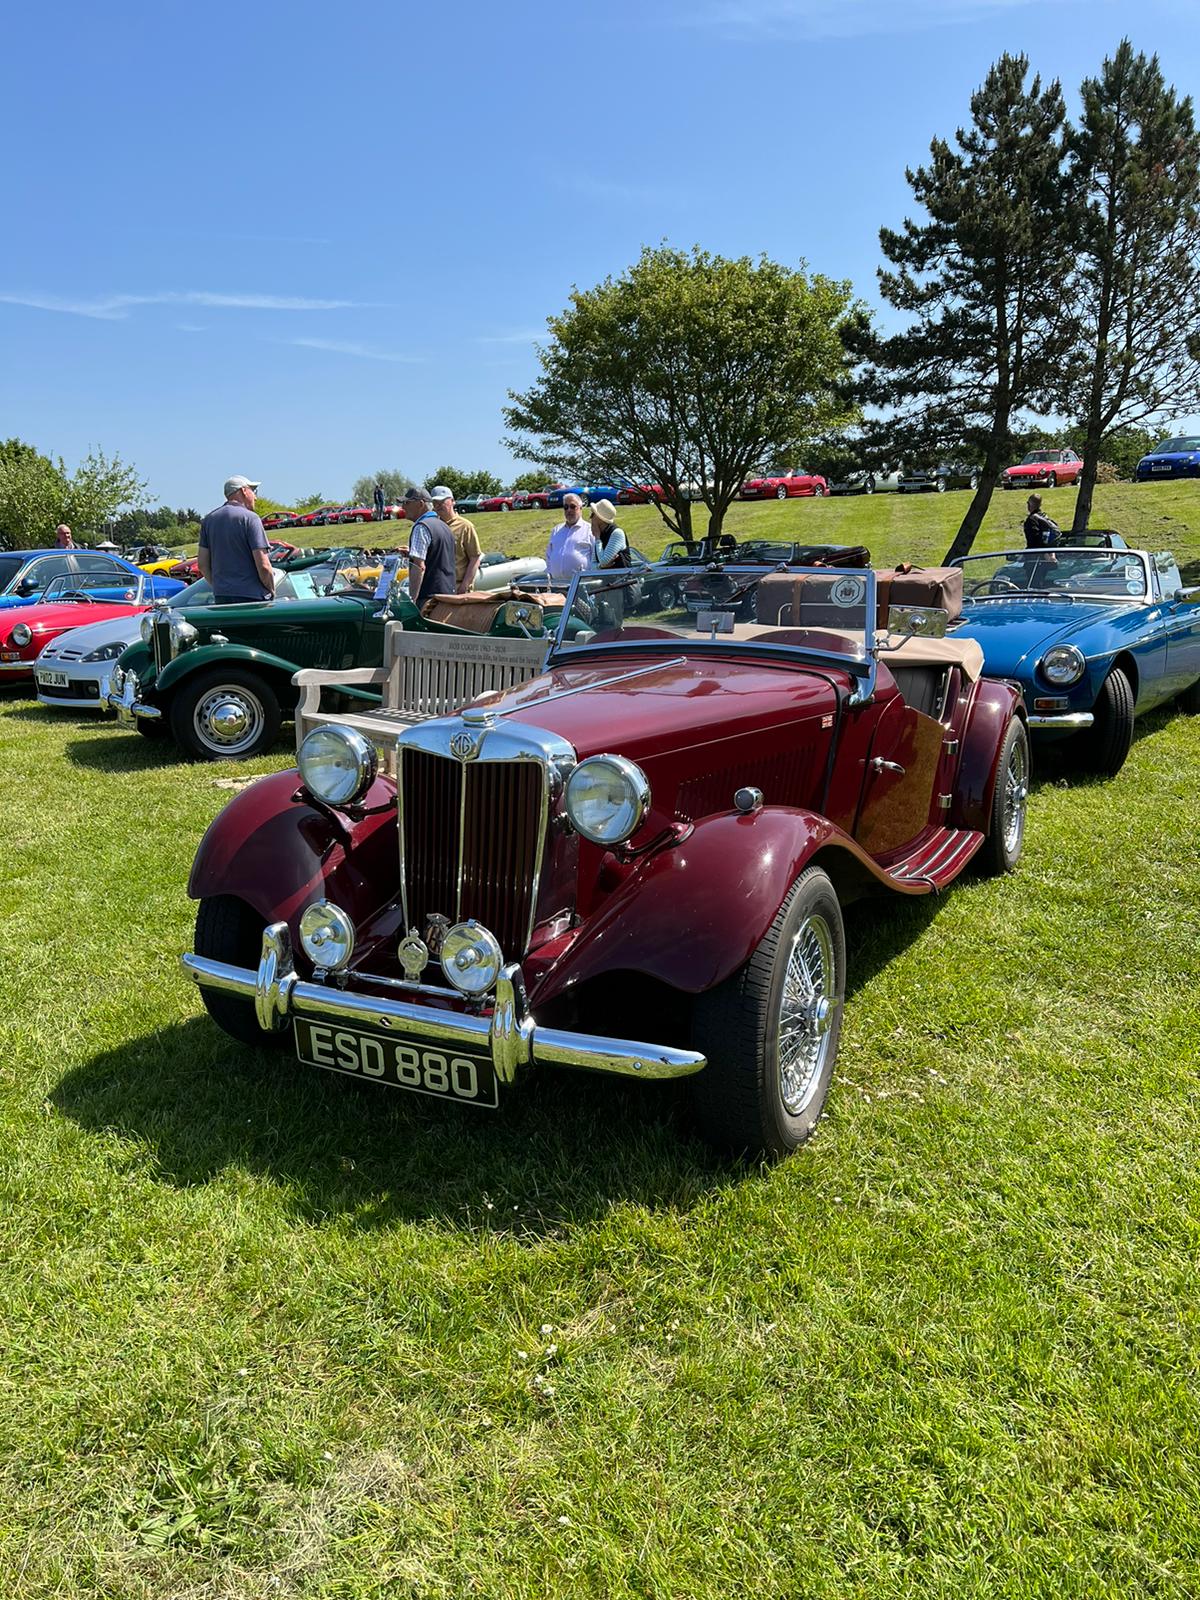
263, 504, 407, 531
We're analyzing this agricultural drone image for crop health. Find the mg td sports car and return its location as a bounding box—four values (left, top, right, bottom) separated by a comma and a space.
181, 561, 1029, 1160
951, 547, 1200, 776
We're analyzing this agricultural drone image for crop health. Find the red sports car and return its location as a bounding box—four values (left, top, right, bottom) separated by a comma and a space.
511, 489, 551, 510
480, 493, 517, 513
261, 512, 296, 531
739, 471, 828, 500
0, 573, 152, 682
617, 483, 666, 505
1001, 449, 1083, 489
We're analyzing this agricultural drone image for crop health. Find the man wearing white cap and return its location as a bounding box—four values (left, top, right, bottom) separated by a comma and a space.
197, 475, 273, 605
430, 485, 482, 593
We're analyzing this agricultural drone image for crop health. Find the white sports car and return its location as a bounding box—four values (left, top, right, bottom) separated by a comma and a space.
475, 552, 547, 591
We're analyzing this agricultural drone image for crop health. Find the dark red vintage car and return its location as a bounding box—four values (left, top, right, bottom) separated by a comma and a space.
740, 470, 829, 500
182, 561, 1028, 1159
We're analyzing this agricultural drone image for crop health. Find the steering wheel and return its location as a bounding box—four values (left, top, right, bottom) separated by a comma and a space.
966, 578, 1021, 596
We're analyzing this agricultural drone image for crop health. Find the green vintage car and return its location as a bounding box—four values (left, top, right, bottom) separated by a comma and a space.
106, 576, 401, 760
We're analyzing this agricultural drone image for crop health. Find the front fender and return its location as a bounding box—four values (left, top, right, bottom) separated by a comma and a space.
187, 769, 399, 932
527, 808, 917, 1006
953, 679, 1022, 831
158, 643, 303, 698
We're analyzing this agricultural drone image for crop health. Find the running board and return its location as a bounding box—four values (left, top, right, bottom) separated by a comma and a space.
879, 826, 984, 892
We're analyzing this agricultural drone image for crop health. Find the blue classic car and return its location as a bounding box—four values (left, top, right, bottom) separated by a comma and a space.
1135, 435, 1200, 482
951, 546, 1200, 776
545, 478, 635, 508
0, 548, 185, 610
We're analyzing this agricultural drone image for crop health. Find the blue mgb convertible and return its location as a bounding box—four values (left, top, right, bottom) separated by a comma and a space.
952, 547, 1200, 776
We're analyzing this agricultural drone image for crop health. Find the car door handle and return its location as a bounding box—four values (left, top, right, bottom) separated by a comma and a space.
870, 758, 906, 775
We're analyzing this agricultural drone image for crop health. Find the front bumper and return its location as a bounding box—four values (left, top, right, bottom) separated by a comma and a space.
182, 922, 707, 1085
1026, 711, 1094, 730
104, 672, 162, 722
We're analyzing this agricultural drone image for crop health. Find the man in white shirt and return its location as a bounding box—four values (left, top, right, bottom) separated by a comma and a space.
544, 494, 594, 587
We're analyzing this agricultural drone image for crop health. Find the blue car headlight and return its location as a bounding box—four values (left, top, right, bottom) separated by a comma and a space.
1041, 644, 1086, 687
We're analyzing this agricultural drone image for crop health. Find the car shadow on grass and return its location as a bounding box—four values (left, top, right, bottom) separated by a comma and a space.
53, 1016, 742, 1234
62, 728, 292, 774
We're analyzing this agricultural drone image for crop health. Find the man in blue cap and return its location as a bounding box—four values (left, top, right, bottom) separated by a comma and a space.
403, 486, 456, 609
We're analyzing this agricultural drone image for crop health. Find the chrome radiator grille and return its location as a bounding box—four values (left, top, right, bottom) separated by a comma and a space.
152, 618, 172, 674
398, 748, 546, 958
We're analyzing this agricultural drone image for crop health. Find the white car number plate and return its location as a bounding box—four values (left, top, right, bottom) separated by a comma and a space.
294, 1018, 499, 1108
37, 669, 69, 687
1152, 463, 1171, 471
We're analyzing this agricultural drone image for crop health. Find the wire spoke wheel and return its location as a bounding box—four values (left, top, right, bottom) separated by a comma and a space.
778, 913, 837, 1115
1001, 728, 1029, 857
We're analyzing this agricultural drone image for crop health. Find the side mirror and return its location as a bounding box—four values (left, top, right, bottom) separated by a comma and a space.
16, 576, 38, 595
886, 605, 949, 639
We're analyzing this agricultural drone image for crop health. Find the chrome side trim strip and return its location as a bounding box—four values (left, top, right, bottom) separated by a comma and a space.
1026, 712, 1094, 729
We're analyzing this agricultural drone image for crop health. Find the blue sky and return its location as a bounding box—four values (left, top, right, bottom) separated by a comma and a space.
1, 0, 1196, 510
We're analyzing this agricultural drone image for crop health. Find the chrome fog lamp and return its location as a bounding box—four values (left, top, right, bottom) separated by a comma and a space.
1041, 644, 1085, 687
297, 724, 379, 806
10, 623, 32, 648
139, 614, 155, 644
565, 754, 650, 845
169, 617, 199, 653
440, 920, 503, 997
298, 900, 356, 972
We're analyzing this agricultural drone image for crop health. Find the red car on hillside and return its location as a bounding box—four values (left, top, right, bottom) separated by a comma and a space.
511, 488, 552, 510
261, 512, 297, 531
739, 471, 828, 500
0, 572, 154, 682
480, 493, 517, 513
618, 483, 666, 505
1001, 449, 1083, 490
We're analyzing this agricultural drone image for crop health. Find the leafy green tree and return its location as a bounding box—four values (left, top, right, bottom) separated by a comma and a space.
863, 55, 1074, 562
0, 438, 69, 549
349, 469, 414, 505
510, 469, 554, 493
293, 493, 328, 513
424, 466, 504, 499
504, 245, 861, 545
61, 447, 148, 539
1062, 43, 1200, 533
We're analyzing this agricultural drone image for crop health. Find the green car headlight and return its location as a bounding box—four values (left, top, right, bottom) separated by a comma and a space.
565, 754, 650, 845
140, 614, 155, 644
297, 724, 379, 807
1041, 644, 1085, 687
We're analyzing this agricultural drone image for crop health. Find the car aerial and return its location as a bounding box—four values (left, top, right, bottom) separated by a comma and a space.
1134, 434, 1200, 481
0, 570, 161, 685
479, 493, 517, 513
1000, 449, 1083, 489
738, 470, 828, 500
103, 572, 410, 760
179, 558, 1028, 1160
0, 548, 185, 610
951, 546, 1200, 775
897, 464, 980, 494
828, 467, 904, 496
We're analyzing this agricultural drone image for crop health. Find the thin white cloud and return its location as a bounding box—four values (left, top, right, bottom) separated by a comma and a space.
692, 0, 1081, 40
477, 328, 544, 345
0, 289, 364, 320
285, 337, 425, 364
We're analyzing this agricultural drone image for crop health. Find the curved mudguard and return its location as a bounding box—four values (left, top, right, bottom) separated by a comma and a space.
527, 807, 923, 1006
952, 678, 1023, 832
187, 769, 399, 930
156, 644, 304, 698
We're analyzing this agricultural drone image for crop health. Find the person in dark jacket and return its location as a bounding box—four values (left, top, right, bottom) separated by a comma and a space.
1023, 494, 1060, 548
373, 481, 385, 522
403, 486, 456, 608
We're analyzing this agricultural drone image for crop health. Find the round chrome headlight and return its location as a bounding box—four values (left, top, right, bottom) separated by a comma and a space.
564, 754, 650, 845
298, 900, 356, 972
169, 617, 198, 652
139, 614, 155, 644
1041, 644, 1085, 687
297, 725, 379, 806
440, 920, 503, 996
10, 623, 32, 648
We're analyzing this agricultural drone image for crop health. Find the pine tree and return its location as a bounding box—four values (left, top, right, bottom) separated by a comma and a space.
1064, 42, 1200, 534
864, 55, 1074, 562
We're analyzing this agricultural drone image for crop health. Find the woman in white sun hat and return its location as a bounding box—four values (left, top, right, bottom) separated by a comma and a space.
588, 498, 631, 625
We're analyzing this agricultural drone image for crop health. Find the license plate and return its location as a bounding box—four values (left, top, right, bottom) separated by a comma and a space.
1152, 463, 1171, 471
293, 1017, 499, 1108
37, 669, 69, 687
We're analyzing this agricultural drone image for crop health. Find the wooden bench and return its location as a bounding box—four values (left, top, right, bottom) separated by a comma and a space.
293, 626, 550, 769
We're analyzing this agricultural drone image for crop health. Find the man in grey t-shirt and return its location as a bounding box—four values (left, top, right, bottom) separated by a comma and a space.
197, 475, 274, 603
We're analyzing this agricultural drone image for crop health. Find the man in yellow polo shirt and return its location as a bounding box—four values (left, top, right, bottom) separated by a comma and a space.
430, 486, 482, 592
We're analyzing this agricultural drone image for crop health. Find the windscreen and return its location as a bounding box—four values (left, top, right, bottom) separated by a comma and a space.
959, 550, 1148, 600
554, 566, 874, 658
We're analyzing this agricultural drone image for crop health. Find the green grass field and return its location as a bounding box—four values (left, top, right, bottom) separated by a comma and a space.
1, 483, 1198, 1597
